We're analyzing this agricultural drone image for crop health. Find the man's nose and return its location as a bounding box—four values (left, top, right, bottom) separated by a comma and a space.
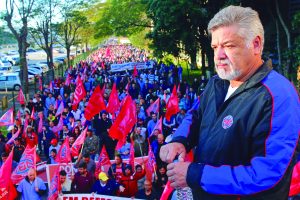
215, 47, 227, 60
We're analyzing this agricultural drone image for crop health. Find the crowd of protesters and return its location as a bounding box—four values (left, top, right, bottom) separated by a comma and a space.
0, 44, 208, 199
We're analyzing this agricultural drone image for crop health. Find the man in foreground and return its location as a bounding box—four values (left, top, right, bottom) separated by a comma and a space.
160, 5, 300, 200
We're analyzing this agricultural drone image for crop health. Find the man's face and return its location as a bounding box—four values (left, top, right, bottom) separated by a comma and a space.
78, 167, 86, 175
115, 156, 121, 165
50, 151, 56, 158
157, 134, 164, 144
211, 25, 256, 81
28, 170, 36, 182
102, 113, 107, 120
1, 156, 7, 162
151, 114, 157, 121
83, 157, 90, 163
125, 168, 131, 175
69, 137, 75, 144
60, 175, 66, 183
159, 167, 166, 175
144, 181, 152, 191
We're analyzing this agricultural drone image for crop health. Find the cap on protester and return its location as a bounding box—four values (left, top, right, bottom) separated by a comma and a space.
100, 110, 108, 115
50, 139, 58, 145
98, 172, 109, 181
7, 125, 14, 131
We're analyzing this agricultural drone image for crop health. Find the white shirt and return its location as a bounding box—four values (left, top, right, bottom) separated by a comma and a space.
224, 85, 238, 101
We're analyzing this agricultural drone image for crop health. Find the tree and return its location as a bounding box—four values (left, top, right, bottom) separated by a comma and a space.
55, 10, 88, 68
94, 0, 151, 39
3, 0, 37, 94
146, 0, 220, 71
30, 0, 60, 80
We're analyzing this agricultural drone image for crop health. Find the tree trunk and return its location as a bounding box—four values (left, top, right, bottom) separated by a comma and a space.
190, 49, 197, 70
275, 0, 291, 79
275, 19, 282, 74
66, 45, 71, 68
201, 50, 206, 75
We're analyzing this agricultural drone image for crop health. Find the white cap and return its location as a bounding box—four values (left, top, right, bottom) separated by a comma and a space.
7, 125, 14, 131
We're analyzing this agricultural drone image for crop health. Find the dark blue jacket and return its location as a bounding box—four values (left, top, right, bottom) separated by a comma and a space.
91, 179, 120, 196
172, 62, 300, 200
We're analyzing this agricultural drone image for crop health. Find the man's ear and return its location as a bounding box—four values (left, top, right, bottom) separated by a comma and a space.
252, 35, 262, 55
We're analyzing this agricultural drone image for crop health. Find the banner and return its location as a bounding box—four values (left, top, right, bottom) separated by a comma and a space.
110, 61, 154, 72
58, 193, 139, 200
46, 156, 148, 186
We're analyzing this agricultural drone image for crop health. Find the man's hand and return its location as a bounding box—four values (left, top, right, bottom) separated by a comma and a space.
167, 161, 190, 189
119, 185, 125, 192
160, 142, 186, 163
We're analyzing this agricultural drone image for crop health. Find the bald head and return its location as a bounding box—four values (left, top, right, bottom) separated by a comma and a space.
27, 168, 36, 182
144, 180, 152, 191
157, 133, 164, 144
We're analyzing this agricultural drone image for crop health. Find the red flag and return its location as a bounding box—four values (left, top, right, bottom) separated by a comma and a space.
38, 112, 43, 133
0, 108, 14, 126
95, 146, 111, 177
70, 127, 87, 157
84, 85, 106, 121
31, 107, 35, 120
108, 95, 136, 149
289, 161, 300, 196
106, 83, 120, 115
145, 140, 156, 181
55, 101, 64, 117
0, 149, 18, 200
48, 166, 61, 200
55, 137, 71, 163
133, 65, 138, 77
39, 76, 43, 91
0, 149, 14, 187
11, 145, 37, 184
51, 116, 63, 133
146, 98, 160, 116
129, 139, 135, 169
165, 85, 179, 121
72, 77, 86, 110
6, 129, 21, 145
149, 117, 162, 138
17, 88, 26, 105
160, 181, 174, 200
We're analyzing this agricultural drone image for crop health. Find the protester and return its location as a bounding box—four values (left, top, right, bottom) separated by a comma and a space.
82, 129, 99, 160
91, 172, 125, 196
136, 180, 160, 200
13, 137, 25, 162
160, 5, 300, 199
47, 149, 58, 164
17, 168, 47, 200
108, 154, 126, 182
119, 164, 146, 198
0, 152, 18, 170
71, 162, 95, 193
75, 152, 96, 175
60, 170, 72, 194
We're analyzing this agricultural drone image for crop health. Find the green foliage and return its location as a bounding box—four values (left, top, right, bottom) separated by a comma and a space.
128, 28, 151, 50
0, 26, 17, 45
94, 0, 150, 39
292, 11, 300, 67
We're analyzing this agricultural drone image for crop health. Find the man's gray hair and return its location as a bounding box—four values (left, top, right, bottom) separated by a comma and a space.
208, 6, 264, 51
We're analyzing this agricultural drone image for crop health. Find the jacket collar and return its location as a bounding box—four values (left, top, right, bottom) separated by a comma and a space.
215, 59, 273, 96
